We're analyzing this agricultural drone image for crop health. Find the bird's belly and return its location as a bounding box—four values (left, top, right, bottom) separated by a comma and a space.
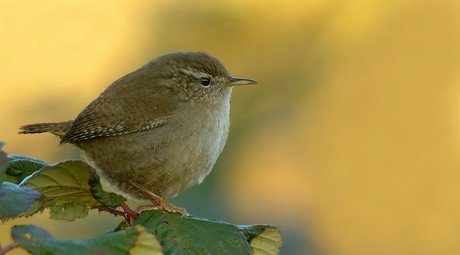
80, 113, 229, 199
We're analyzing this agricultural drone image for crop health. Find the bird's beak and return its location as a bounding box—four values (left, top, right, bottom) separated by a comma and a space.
225, 77, 258, 87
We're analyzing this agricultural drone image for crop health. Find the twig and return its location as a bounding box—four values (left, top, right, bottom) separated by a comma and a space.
0, 242, 19, 255
96, 202, 139, 223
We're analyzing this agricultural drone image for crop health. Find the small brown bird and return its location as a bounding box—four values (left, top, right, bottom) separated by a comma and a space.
20, 52, 256, 214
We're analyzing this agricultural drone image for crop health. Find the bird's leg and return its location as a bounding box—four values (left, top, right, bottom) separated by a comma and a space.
129, 181, 188, 216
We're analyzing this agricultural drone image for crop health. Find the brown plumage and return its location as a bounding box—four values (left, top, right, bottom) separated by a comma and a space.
20, 51, 256, 213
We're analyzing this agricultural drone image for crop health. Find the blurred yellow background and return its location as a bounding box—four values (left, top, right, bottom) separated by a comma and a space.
2, 0, 460, 254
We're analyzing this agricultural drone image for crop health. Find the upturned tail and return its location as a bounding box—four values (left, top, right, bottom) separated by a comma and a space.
19, 120, 73, 139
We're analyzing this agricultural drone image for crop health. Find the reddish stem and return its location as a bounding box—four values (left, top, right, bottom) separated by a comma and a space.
96, 202, 139, 222
0, 242, 19, 255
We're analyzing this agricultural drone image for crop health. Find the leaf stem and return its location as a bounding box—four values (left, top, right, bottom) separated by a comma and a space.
96, 202, 138, 223
0, 241, 19, 255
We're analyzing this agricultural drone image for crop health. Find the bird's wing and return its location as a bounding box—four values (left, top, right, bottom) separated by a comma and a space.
60, 111, 169, 144
61, 73, 177, 144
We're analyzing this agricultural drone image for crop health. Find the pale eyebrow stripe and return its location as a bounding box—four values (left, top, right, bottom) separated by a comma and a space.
179, 68, 209, 79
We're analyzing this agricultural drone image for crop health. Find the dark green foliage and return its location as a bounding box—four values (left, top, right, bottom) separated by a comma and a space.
0, 142, 282, 254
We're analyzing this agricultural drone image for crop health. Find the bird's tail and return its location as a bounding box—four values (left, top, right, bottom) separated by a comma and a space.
19, 120, 73, 139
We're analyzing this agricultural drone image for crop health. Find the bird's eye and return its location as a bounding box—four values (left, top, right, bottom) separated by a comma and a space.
199, 77, 211, 86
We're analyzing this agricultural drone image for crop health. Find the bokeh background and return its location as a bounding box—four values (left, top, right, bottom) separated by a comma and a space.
1, 0, 460, 254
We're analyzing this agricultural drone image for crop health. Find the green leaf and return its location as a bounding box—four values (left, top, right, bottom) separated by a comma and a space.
49, 203, 89, 221
11, 224, 162, 255
22, 160, 102, 220
4, 159, 126, 220
6, 154, 48, 184
88, 169, 125, 207
244, 226, 283, 255
0, 142, 9, 182
239, 224, 267, 241
134, 210, 250, 254
0, 182, 42, 220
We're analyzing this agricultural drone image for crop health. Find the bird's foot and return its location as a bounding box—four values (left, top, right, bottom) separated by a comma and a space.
136, 200, 188, 216
130, 181, 188, 216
